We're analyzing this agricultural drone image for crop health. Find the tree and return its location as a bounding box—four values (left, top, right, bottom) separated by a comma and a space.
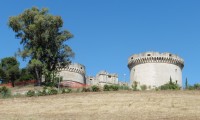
0, 57, 20, 87
0, 67, 6, 82
8, 7, 74, 85
185, 78, 188, 89
19, 67, 34, 81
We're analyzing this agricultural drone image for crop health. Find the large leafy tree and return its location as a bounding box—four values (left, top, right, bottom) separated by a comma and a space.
0, 57, 20, 87
8, 7, 74, 85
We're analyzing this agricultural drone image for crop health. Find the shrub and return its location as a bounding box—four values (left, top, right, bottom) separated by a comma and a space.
103, 85, 119, 91
37, 87, 58, 96
49, 88, 58, 95
26, 90, 35, 97
45, 82, 56, 87
44, 87, 58, 95
119, 85, 129, 90
62, 88, 72, 93
111, 85, 119, 91
91, 85, 100, 92
103, 85, 110, 91
81, 87, 91, 92
194, 83, 200, 90
0, 86, 11, 98
187, 83, 200, 90
141, 85, 147, 91
132, 81, 138, 91
188, 86, 195, 90
160, 82, 180, 90
37, 90, 46, 96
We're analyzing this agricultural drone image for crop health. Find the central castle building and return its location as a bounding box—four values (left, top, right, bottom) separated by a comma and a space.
128, 52, 184, 89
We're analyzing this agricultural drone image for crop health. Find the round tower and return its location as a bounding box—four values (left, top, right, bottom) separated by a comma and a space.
128, 52, 184, 89
58, 63, 86, 87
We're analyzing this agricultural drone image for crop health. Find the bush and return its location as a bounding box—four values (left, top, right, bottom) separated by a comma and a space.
0, 86, 11, 98
45, 82, 56, 87
91, 85, 100, 92
194, 83, 200, 90
37, 87, 58, 96
37, 90, 46, 96
187, 83, 200, 90
103, 85, 110, 91
49, 88, 58, 95
62, 88, 72, 93
111, 85, 119, 91
141, 85, 147, 91
104, 85, 119, 91
160, 82, 180, 90
44, 87, 58, 95
81, 87, 91, 92
26, 90, 35, 97
132, 81, 138, 91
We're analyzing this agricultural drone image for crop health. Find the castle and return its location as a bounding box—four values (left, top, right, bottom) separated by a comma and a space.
128, 52, 184, 89
58, 63, 118, 87
86, 71, 118, 86
58, 51, 184, 89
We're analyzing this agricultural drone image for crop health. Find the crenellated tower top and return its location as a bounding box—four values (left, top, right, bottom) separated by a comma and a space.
57, 63, 86, 75
128, 52, 184, 70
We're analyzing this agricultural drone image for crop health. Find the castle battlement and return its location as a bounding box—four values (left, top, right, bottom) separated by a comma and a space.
128, 52, 184, 69
58, 63, 86, 75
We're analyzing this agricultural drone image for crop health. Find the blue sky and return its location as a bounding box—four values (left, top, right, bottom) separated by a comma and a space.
0, 0, 200, 85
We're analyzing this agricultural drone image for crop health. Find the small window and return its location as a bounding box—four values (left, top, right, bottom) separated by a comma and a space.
131, 57, 133, 59
108, 75, 111, 78
80, 67, 82, 69
90, 79, 92, 81
169, 54, 172, 57
147, 54, 151, 56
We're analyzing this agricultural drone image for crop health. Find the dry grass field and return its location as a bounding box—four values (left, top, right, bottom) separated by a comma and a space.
1, 90, 200, 120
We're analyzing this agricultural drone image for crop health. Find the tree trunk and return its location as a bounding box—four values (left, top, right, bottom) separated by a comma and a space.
35, 67, 41, 86
11, 80, 15, 87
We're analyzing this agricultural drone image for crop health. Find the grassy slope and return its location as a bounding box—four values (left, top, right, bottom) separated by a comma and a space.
0, 90, 200, 120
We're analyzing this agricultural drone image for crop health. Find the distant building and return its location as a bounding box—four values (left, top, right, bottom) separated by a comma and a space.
86, 71, 118, 86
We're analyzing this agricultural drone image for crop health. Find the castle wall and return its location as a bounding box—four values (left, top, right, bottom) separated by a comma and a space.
97, 71, 118, 86
60, 71, 85, 84
128, 52, 184, 89
130, 63, 182, 88
86, 76, 97, 85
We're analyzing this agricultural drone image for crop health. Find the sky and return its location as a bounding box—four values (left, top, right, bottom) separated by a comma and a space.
0, 0, 200, 85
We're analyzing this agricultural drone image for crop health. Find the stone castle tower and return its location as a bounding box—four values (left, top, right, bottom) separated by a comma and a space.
128, 52, 184, 89
58, 63, 86, 87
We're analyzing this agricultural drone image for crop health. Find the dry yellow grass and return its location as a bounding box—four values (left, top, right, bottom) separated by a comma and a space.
1, 90, 200, 120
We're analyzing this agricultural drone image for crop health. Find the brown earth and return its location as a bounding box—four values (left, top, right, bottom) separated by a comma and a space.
0, 90, 200, 120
